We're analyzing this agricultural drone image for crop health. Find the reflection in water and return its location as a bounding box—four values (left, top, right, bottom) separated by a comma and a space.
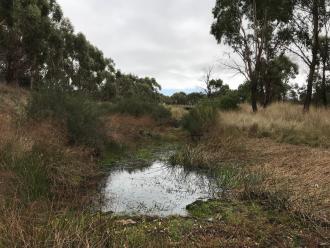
102, 161, 219, 216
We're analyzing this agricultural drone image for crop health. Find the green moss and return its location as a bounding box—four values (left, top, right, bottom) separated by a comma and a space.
186, 200, 222, 218
135, 148, 153, 160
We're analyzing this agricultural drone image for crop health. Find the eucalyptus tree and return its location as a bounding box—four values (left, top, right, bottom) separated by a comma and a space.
67, 33, 115, 95
0, 0, 116, 94
42, 17, 74, 89
287, 0, 329, 111
211, 0, 295, 112
0, 0, 23, 85
171, 92, 188, 105
136, 76, 162, 101
107, 72, 161, 102
21, 0, 64, 89
0, 0, 64, 87
207, 79, 230, 98
41, 16, 116, 96
260, 55, 298, 106
112, 72, 138, 99
187, 92, 205, 105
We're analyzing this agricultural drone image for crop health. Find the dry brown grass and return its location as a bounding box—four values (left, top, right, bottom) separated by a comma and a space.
167, 105, 189, 121
104, 114, 158, 145
174, 103, 330, 225
103, 113, 181, 147
0, 203, 114, 248
0, 84, 28, 114
171, 127, 250, 169
0, 84, 101, 205
177, 127, 330, 226
220, 102, 330, 147
0, 86, 102, 247
214, 103, 330, 223
0, 85, 106, 246
244, 137, 330, 224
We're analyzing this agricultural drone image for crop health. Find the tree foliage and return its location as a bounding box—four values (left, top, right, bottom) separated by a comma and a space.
287, 0, 329, 111
211, 0, 295, 112
211, 0, 330, 111
0, 0, 162, 102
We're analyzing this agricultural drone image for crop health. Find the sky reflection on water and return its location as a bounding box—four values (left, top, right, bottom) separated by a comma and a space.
102, 161, 218, 216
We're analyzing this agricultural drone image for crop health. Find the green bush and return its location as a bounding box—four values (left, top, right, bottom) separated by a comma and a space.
213, 93, 240, 111
27, 87, 105, 150
181, 103, 218, 137
111, 98, 171, 121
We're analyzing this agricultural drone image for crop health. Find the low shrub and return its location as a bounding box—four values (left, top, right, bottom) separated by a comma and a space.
111, 98, 171, 122
214, 93, 240, 111
181, 103, 218, 137
26, 87, 105, 150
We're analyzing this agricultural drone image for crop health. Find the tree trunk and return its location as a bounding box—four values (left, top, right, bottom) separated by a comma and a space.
251, 0, 258, 113
251, 77, 258, 112
321, 61, 328, 107
263, 79, 272, 108
321, 30, 329, 107
207, 85, 212, 98
5, 58, 18, 86
304, 0, 320, 112
30, 74, 34, 90
29, 57, 37, 90
304, 64, 317, 111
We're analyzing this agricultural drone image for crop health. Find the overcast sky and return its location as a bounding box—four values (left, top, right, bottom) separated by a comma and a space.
57, 0, 307, 94
56, 0, 249, 93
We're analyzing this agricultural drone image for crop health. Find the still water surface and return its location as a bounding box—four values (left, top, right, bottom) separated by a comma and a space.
102, 159, 218, 216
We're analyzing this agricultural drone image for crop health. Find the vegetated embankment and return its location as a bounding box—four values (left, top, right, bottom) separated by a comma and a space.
172, 102, 330, 245
0, 85, 184, 247
1, 86, 329, 247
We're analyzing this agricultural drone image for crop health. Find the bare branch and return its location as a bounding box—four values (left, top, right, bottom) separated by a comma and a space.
221, 60, 249, 81
287, 44, 312, 66
201, 65, 215, 97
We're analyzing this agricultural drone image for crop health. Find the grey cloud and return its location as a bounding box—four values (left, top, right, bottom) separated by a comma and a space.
57, 0, 244, 90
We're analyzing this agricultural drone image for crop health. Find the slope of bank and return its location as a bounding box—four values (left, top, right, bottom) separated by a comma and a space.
172, 103, 330, 243
220, 103, 330, 224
